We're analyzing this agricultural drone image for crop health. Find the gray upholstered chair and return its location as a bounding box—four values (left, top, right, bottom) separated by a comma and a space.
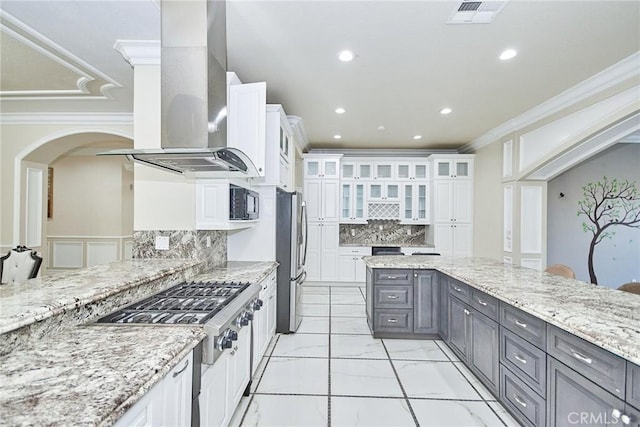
0, 246, 43, 284
544, 264, 576, 279
617, 282, 640, 295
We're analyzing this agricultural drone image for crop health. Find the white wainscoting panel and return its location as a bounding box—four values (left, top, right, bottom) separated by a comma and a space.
503, 185, 513, 252
25, 168, 43, 247
87, 242, 119, 267
52, 241, 83, 268
124, 241, 134, 260
520, 186, 543, 254
521, 258, 543, 271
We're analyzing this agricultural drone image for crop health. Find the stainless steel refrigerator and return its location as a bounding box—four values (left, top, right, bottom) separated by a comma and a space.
275, 189, 308, 333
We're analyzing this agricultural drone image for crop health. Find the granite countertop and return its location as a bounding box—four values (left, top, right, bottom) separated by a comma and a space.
363, 256, 640, 365
0, 260, 278, 426
0, 325, 206, 426
339, 244, 436, 248
0, 259, 201, 335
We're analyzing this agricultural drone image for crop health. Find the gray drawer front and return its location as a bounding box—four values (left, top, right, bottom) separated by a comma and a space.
500, 303, 546, 350
500, 326, 546, 396
547, 325, 626, 399
469, 289, 499, 321
628, 362, 640, 411
375, 286, 413, 309
373, 269, 413, 286
448, 279, 470, 303
374, 309, 413, 333
500, 365, 546, 427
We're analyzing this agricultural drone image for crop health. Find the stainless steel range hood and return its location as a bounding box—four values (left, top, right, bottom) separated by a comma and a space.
99, 0, 259, 178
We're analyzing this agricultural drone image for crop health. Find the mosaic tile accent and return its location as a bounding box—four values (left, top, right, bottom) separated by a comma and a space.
339, 221, 427, 246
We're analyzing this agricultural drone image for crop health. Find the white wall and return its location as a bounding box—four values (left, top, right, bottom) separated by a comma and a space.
547, 143, 640, 287
48, 155, 133, 236
473, 139, 503, 260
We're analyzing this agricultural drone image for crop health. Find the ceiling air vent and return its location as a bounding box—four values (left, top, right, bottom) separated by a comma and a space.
447, 1, 507, 24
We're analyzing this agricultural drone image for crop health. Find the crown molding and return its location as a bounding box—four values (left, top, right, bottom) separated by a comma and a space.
618, 130, 640, 143
113, 40, 161, 66
461, 51, 640, 153
0, 10, 122, 100
0, 113, 133, 125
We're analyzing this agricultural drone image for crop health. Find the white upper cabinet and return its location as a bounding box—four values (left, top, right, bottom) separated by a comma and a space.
341, 160, 373, 180
227, 81, 267, 177
396, 161, 429, 181
341, 182, 367, 223
256, 105, 294, 190
305, 157, 340, 179
433, 158, 473, 180
373, 162, 394, 180
401, 183, 430, 224
367, 183, 400, 201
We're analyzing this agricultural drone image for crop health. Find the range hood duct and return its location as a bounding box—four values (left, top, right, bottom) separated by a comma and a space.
99, 0, 259, 178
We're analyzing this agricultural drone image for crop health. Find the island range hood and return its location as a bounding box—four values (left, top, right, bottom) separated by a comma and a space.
99, 0, 260, 178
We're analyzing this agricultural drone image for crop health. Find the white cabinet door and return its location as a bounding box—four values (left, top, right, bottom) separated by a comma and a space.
200, 353, 230, 427
252, 291, 266, 376
354, 256, 367, 282
433, 180, 453, 223
266, 278, 277, 339
228, 82, 266, 177
114, 385, 159, 427
162, 353, 193, 427
322, 159, 340, 179
338, 255, 356, 282
321, 223, 339, 281
228, 326, 251, 411
304, 180, 322, 221
322, 181, 340, 222
434, 223, 453, 257
306, 223, 322, 281
453, 180, 473, 223
305, 160, 322, 178
452, 223, 473, 257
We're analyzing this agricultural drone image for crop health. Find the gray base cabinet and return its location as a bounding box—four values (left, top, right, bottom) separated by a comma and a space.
438, 275, 449, 340
447, 291, 499, 395
414, 270, 438, 334
548, 357, 634, 427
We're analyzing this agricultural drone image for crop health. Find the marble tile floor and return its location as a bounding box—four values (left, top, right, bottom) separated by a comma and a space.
229, 284, 521, 427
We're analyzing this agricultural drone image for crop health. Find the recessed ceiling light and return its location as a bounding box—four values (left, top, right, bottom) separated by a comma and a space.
335, 107, 346, 114
337, 50, 355, 62
334, 134, 342, 139
440, 108, 452, 115
377, 125, 385, 131
499, 49, 517, 61
413, 135, 422, 140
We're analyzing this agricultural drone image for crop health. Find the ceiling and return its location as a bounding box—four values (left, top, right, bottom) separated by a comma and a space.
1, 1, 639, 150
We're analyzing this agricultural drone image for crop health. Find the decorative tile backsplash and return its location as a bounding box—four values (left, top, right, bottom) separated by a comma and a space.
132, 230, 226, 269
339, 221, 428, 246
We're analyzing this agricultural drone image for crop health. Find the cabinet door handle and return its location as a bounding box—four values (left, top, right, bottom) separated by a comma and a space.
514, 354, 527, 364
514, 319, 527, 329
463, 309, 470, 316
513, 394, 527, 408
453, 286, 463, 293
476, 299, 488, 306
569, 348, 593, 365
387, 318, 398, 323
172, 359, 190, 378
387, 295, 399, 299
621, 414, 631, 425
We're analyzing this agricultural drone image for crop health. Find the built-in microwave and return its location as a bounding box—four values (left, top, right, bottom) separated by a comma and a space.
229, 184, 259, 220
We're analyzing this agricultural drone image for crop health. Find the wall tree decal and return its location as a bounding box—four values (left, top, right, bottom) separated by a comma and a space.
577, 176, 640, 284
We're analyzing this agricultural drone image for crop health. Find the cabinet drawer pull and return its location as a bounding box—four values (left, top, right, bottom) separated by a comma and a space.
514, 319, 527, 328
463, 309, 470, 316
514, 354, 527, 364
476, 299, 488, 306
513, 394, 528, 408
387, 318, 398, 323
172, 359, 190, 378
453, 286, 463, 293
385, 275, 404, 280
386, 295, 399, 299
569, 348, 593, 364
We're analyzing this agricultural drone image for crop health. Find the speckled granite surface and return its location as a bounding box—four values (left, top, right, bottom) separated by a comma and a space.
364, 256, 640, 365
339, 221, 428, 246
0, 260, 202, 355
195, 261, 278, 284
0, 325, 206, 426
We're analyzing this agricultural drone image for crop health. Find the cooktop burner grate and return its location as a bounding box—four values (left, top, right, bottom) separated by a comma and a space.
97, 281, 251, 325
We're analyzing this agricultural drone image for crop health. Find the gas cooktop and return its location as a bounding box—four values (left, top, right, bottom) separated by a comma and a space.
97, 281, 251, 325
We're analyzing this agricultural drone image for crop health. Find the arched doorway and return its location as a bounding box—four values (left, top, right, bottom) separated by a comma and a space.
16, 131, 133, 275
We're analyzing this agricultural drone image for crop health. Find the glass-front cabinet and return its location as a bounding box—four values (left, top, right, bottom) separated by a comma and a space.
433, 158, 473, 180
374, 162, 394, 180
368, 183, 400, 201
396, 162, 429, 181
305, 157, 340, 179
401, 183, 429, 224
340, 183, 366, 223
341, 161, 372, 180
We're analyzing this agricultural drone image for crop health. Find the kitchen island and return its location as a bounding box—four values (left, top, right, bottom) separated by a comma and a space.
364, 256, 640, 427
0, 259, 277, 426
